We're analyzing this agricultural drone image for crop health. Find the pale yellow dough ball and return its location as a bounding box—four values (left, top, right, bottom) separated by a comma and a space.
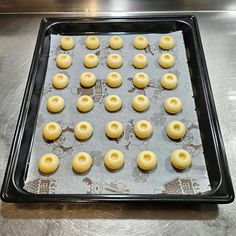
132, 53, 148, 69
47, 96, 65, 113
105, 121, 124, 139
76, 95, 94, 112
38, 153, 60, 174
72, 152, 92, 173
134, 120, 153, 139
104, 149, 125, 170
159, 53, 175, 69
104, 95, 122, 112
85, 36, 100, 49
60, 36, 75, 50
80, 72, 96, 87
133, 35, 148, 49
164, 97, 182, 114
74, 121, 93, 140
109, 36, 123, 49
83, 53, 99, 68
132, 95, 150, 112
166, 120, 186, 140
171, 149, 192, 170
161, 73, 178, 90
107, 54, 123, 69
106, 72, 122, 88
133, 72, 150, 89
159, 35, 175, 50
56, 54, 72, 69
137, 151, 157, 171
52, 73, 69, 89
42, 122, 62, 141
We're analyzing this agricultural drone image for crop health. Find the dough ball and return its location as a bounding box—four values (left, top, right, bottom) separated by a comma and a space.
106, 72, 122, 88
161, 73, 178, 89
83, 53, 99, 68
132, 53, 148, 69
159, 35, 175, 50
107, 54, 123, 69
80, 72, 96, 87
132, 94, 150, 112
104, 149, 125, 170
60, 36, 75, 50
72, 152, 92, 173
171, 149, 192, 170
137, 151, 157, 171
105, 121, 124, 139
109, 36, 123, 49
133, 35, 148, 49
56, 54, 72, 69
104, 95, 122, 112
159, 53, 175, 69
47, 96, 65, 113
52, 73, 69, 89
38, 153, 60, 174
76, 95, 94, 112
164, 97, 182, 114
166, 120, 186, 140
133, 72, 150, 89
85, 36, 100, 49
42, 122, 62, 141
134, 120, 153, 139
74, 121, 93, 140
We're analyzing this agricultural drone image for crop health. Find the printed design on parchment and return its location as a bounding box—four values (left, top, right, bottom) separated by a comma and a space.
24, 178, 57, 194
132, 167, 149, 183
160, 177, 200, 194
83, 177, 129, 194
144, 44, 159, 55
89, 150, 103, 166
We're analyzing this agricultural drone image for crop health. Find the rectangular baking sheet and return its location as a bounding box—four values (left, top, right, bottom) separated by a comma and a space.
1, 16, 234, 203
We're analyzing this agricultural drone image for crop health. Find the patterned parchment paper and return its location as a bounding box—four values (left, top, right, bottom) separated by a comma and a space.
24, 32, 211, 195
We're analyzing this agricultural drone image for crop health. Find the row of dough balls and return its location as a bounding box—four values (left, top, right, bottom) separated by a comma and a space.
60, 35, 175, 51
47, 94, 182, 114
51, 72, 178, 90
38, 148, 192, 175
56, 52, 175, 69
42, 120, 186, 141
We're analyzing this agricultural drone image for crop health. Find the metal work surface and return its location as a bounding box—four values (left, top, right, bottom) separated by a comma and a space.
0, 12, 236, 235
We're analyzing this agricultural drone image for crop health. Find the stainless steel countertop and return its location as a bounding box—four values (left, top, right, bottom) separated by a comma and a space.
0, 12, 236, 236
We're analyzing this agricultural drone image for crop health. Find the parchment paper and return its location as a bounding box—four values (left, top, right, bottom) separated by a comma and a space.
24, 32, 211, 195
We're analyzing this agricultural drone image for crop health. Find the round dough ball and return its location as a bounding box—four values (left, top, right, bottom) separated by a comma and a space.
134, 120, 153, 139
80, 72, 96, 87
56, 54, 72, 69
76, 95, 94, 112
159, 35, 175, 50
105, 121, 124, 139
137, 151, 157, 171
133, 35, 148, 49
104, 149, 125, 170
83, 53, 99, 68
159, 53, 175, 69
166, 120, 186, 140
164, 97, 182, 114
52, 73, 69, 89
72, 152, 92, 173
161, 73, 178, 90
47, 96, 65, 113
132, 94, 150, 112
85, 36, 100, 49
133, 72, 150, 89
107, 54, 123, 69
132, 53, 148, 69
109, 36, 123, 49
38, 153, 60, 174
74, 121, 93, 140
171, 149, 192, 170
104, 95, 122, 112
106, 72, 122, 88
60, 36, 75, 50
42, 122, 62, 141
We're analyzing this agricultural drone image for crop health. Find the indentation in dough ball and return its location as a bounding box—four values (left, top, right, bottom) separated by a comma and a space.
85, 36, 100, 49
133, 53, 148, 69
56, 54, 72, 69
159, 53, 175, 68
159, 35, 175, 50
60, 36, 75, 50
170, 149, 192, 170
72, 152, 92, 173
166, 120, 186, 140
133, 35, 148, 49
38, 153, 60, 174
104, 149, 125, 170
109, 36, 123, 50
42, 122, 62, 141
136, 151, 157, 171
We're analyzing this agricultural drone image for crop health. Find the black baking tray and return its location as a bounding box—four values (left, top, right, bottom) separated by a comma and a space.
1, 16, 234, 203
